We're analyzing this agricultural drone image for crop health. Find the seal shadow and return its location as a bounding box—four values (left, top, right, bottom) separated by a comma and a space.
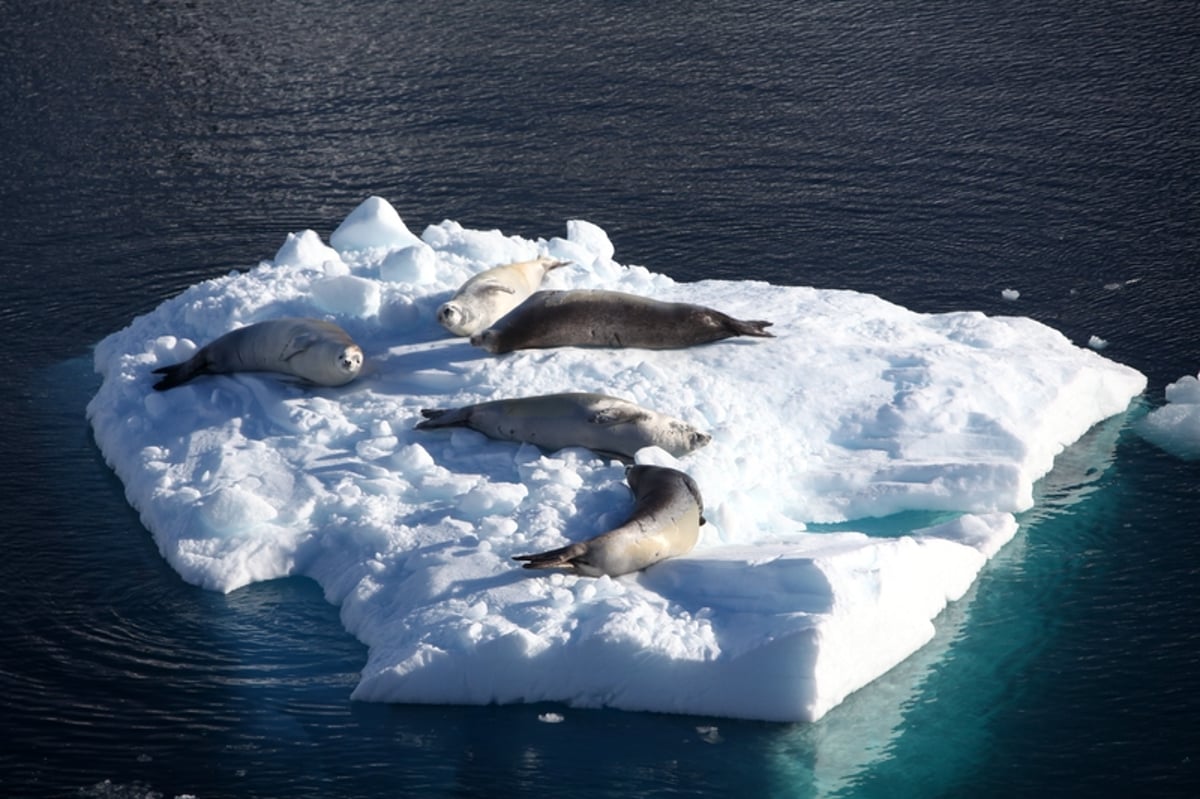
364, 337, 498, 398
441, 568, 532, 600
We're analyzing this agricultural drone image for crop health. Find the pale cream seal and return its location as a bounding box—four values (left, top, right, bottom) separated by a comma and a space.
415, 392, 711, 461
513, 465, 705, 577
438, 256, 569, 336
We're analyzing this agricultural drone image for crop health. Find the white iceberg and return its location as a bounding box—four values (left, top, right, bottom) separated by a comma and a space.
86, 197, 1146, 722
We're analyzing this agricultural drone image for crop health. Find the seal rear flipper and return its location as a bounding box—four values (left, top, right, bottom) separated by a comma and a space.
151, 355, 207, 391
413, 408, 469, 429
512, 541, 589, 571
727, 317, 775, 338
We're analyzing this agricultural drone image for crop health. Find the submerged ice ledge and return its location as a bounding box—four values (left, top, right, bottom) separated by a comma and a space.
1136, 369, 1200, 461
87, 197, 1146, 722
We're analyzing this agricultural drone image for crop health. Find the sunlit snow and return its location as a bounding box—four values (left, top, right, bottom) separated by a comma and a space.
87, 196, 1146, 722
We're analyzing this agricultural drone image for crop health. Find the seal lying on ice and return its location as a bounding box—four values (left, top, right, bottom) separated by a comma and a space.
469, 289, 774, 354
513, 464, 705, 577
152, 317, 363, 391
437, 256, 570, 337
415, 392, 711, 462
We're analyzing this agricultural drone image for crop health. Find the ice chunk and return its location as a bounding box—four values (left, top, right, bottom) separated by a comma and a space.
566, 219, 615, 261
311, 274, 381, 318
330, 196, 422, 253
420, 219, 535, 264
274, 229, 344, 270
380, 243, 437, 284
1137, 370, 1200, 460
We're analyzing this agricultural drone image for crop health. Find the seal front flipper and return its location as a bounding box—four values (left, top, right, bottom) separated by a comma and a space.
279, 332, 320, 362
588, 407, 652, 427
476, 282, 518, 296
576, 447, 634, 464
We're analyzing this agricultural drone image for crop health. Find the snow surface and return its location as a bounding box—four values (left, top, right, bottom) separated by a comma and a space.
1136, 370, 1200, 460
87, 196, 1147, 723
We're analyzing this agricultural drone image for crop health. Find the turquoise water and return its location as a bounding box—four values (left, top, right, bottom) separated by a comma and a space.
3, 2, 1198, 796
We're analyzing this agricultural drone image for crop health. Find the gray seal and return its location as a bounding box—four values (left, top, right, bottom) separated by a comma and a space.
513, 465, 705, 577
152, 317, 364, 391
437, 256, 570, 337
469, 289, 774, 353
414, 392, 711, 461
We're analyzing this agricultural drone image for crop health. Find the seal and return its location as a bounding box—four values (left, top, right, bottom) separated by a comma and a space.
469, 289, 774, 353
152, 317, 364, 391
513, 464, 705, 577
437, 256, 570, 337
414, 392, 711, 461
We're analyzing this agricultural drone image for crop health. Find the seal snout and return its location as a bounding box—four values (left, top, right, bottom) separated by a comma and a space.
469, 330, 501, 353
438, 302, 471, 335
339, 346, 364, 373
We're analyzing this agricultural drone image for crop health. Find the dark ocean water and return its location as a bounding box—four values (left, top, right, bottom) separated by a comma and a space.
2, 2, 1198, 797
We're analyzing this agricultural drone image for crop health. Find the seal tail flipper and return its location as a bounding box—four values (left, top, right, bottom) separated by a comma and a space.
414, 408, 469, 430
512, 541, 589, 571
151, 354, 206, 391
728, 318, 775, 338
